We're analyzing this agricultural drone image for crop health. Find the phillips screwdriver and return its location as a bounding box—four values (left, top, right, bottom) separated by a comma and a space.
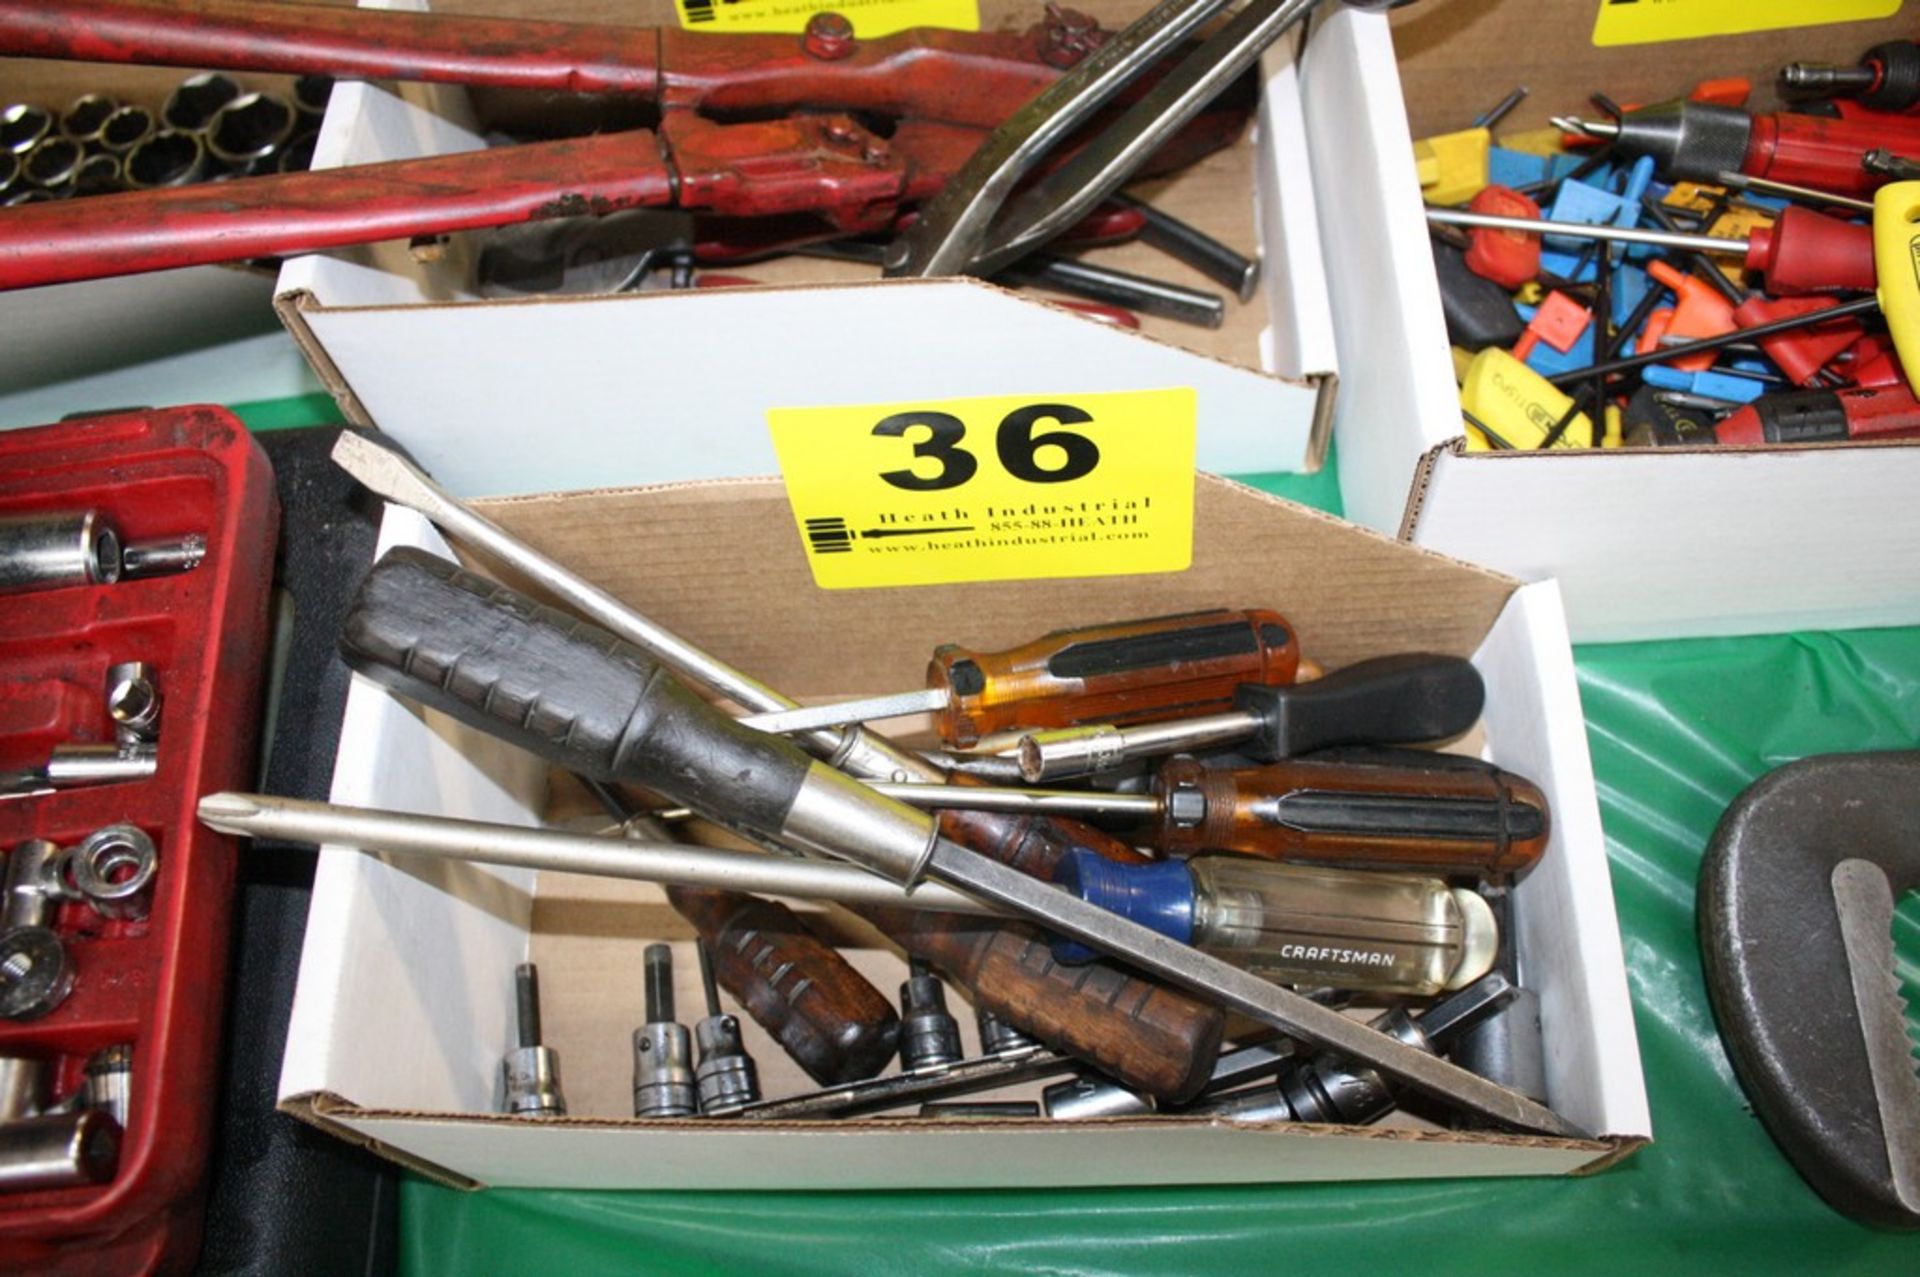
874, 749, 1550, 877
1554, 101, 1920, 198
334, 546, 1577, 1135
1427, 203, 1878, 296
1013, 653, 1485, 783
738, 608, 1301, 747
1052, 851, 1499, 996
1781, 42, 1920, 114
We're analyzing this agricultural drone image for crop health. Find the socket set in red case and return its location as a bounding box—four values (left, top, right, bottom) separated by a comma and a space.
0, 408, 277, 1274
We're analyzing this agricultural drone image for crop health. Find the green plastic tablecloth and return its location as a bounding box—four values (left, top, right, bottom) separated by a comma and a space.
237, 434, 1910, 1274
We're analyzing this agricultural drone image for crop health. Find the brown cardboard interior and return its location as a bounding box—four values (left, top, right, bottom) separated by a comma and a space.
467, 473, 1519, 698
1389, 0, 1916, 138
329, 0, 1271, 367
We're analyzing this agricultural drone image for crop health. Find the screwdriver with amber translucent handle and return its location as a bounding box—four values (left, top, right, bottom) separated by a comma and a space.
873, 750, 1548, 877
739, 608, 1302, 747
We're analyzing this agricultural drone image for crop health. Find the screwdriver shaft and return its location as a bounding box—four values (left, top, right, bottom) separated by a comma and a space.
196, 792, 999, 916
1426, 207, 1746, 255
740, 688, 947, 735
871, 782, 1158, 820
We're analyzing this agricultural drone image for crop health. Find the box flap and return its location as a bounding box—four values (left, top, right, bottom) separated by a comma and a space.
1299, 7, 1461, 533
1408, 443, 1920, 643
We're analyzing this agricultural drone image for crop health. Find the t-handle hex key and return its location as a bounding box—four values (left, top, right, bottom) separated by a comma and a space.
336, 546, 1583, 1139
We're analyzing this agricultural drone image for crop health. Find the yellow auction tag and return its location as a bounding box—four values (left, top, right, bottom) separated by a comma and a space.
768, 388, 1196, 590
1593, 0, 1900, 47
675, 0, 977, 37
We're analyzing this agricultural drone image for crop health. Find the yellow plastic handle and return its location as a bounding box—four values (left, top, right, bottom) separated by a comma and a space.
1872, 181, 1920, 397
1458, 348, 1594, 450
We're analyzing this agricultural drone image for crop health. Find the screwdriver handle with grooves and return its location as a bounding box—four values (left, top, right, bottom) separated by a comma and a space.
1151, 752, 1550, 876
665, 886, 901, 1087
929, 608, 1299, 747
931, 776, 1230, 1100
858, 906, 1222, 1102
341, 548, 1225, 1103
1236, 653, 1484, 760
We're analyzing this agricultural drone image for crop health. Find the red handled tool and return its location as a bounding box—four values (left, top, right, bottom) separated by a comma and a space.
0, 0, 1253, 289
1703, 383, 1920, 446
1555, 99, 1920, 198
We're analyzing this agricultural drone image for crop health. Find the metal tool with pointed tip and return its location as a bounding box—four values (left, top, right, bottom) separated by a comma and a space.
333, 544, 1582, 1137
1700, 751, 1920, 1229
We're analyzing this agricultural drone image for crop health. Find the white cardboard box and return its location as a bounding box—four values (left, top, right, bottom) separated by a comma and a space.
270, 0, 1377, 486
275, 472, 1649, 1190
1319, 0, 1920, 643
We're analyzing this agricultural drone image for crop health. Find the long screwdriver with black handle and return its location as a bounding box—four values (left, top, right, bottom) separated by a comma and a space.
333, 547, 1578, 1135
329, 432, 1230, 1102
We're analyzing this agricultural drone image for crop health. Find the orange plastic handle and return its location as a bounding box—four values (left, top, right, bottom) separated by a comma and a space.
927, 608, 1299, 747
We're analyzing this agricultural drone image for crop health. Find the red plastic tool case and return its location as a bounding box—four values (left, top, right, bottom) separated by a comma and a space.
0, 408, 277, 1273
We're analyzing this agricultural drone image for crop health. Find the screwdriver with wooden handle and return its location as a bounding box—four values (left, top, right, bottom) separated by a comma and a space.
738, 608, 1302, 747
586, 779, 904, 1087
874, 749, 1550, 877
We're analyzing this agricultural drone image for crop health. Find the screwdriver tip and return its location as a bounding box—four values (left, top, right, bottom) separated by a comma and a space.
196, 790, 260, 831
330, 430, 441, 511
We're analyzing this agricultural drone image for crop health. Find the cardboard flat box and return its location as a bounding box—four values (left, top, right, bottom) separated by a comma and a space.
0, 60, 286, 394
271, 0, 1371, 484
276, 473, 1650, 1190
1317, 0, 1920, 642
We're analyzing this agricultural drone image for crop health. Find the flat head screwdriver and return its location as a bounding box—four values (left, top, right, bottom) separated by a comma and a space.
737, 608, 1301, 747
1014, 654, 1485, 783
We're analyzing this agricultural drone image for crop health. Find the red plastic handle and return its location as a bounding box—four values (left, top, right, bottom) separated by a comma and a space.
1748, 109, 1920, 196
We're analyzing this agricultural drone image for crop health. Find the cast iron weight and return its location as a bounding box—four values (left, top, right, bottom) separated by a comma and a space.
1699, 751, 1920, 1229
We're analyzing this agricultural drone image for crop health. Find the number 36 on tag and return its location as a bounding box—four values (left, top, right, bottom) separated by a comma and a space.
767, 388, 1197, 589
